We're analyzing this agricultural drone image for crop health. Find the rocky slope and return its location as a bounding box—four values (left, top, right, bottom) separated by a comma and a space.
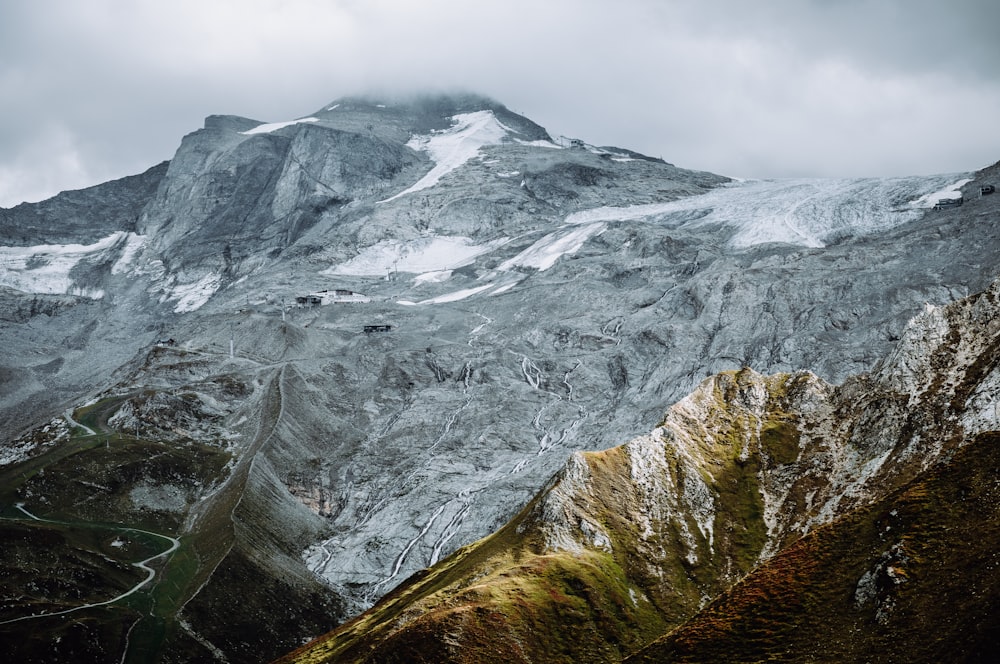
626, 431, 1000, 663
279, 272, 1000, 663
0, 161, 168, 247
1, 92, 998, 662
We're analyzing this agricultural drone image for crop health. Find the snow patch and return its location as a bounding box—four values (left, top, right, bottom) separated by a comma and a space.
379, 111, 511, 203
69, 286, 105, 299
908, 177, 972, 208
323, 236, 507, 277
240, 117, 319, 135
0, 232, 126, 297
170, 273, 222, 313
515, 138, 562, 149
490, 281, 519, 295
110, 233, 146, 275
565, 203, 679, 226
411, 283, 495, 305
413, 270, 452, 285
498, 223, 606, 272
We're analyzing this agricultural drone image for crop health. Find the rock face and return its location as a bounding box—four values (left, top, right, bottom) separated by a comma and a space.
1, 92, 999, 662
626, 432, 1000, 663
0, 161, 168, 246
280, 276, 1000, 664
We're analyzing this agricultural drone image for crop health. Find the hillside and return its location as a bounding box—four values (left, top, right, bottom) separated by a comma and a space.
277, 276, 1000, 662
626, 431, 1000, 663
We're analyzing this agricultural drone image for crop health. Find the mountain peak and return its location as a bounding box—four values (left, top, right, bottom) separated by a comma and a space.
314, 91, 552, 142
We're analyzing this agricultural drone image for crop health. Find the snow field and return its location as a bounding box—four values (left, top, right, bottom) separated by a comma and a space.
240, 117, 319, 135
0, 232, 129, 297
329, 172, 972, 308
110, 233, 146, 275
413, 270, 453, 285
323, 235, 509, 277
410, 283, 495, 305
169, 273, 223, 313
379, 111, 513, 203
497, 222, 608, 272
908, 178, 972, 207
564, 173, 974, 248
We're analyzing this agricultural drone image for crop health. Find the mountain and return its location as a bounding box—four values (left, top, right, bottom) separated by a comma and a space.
277, 275, 1000, 662
1, 92, 998, 662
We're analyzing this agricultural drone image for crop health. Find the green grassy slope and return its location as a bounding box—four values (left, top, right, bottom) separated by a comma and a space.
627, 431, 1000, 663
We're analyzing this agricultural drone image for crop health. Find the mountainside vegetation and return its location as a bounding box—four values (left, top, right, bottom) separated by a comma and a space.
627, 430, 1000, 663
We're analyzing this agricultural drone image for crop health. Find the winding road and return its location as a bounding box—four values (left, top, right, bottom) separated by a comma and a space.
63, 409, 96, 436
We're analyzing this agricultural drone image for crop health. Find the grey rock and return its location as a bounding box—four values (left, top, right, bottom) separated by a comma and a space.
0, 161, 167, 246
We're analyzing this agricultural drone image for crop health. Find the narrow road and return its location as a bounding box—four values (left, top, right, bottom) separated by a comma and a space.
64, 409, 96, 436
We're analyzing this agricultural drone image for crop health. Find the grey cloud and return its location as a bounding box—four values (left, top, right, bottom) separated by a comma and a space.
1, 0, 998, 207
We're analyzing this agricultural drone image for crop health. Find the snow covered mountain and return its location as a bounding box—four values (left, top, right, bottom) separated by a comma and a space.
1, 92, 998, 662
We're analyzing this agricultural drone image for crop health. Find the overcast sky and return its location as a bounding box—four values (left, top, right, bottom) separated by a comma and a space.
2, 0, 999, 208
